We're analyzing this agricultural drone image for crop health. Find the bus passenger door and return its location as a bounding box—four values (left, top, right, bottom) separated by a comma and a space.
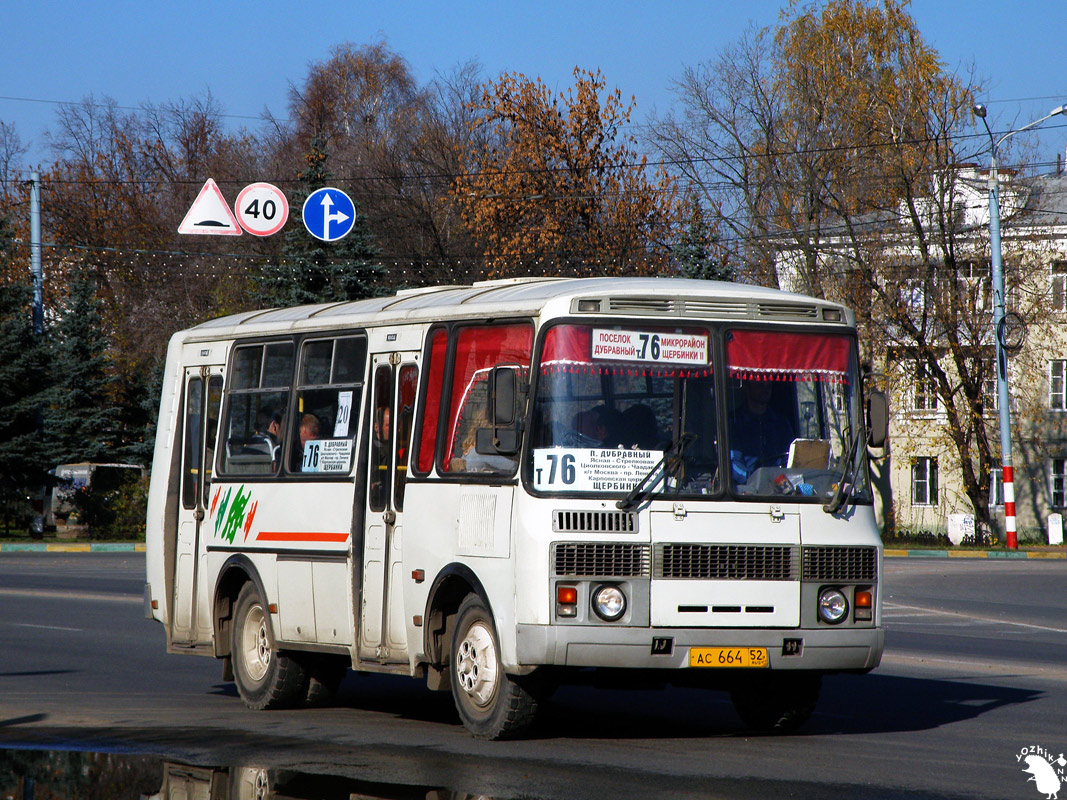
359, 354, 418, 665
173, 365, 223, 646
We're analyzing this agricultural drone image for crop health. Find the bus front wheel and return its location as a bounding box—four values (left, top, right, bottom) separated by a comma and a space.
231, 583, 308, 710
449, 594, 538, 739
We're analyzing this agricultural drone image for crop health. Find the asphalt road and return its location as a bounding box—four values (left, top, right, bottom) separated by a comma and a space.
0, 552, 1063, 799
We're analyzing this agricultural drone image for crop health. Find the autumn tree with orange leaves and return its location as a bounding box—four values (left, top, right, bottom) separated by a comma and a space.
454, 68, 679, 278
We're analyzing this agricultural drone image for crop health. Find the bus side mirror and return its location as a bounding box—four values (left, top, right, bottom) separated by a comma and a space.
867, 390, 888, 449
491, 366, 517, 426
479, 366, 525, 455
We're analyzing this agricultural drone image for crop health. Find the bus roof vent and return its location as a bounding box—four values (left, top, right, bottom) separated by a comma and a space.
681, 299, 750, 317
756, 302, 819, 320
602, 296, 753, 318
553, 509, 638, 534
607, 297, 675, 315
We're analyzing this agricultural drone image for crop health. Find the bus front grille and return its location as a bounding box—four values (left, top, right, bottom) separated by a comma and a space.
655, 544, 798, 581
802, 546, 878, 581
553, 510, 638, 534
552, 543, 651, 577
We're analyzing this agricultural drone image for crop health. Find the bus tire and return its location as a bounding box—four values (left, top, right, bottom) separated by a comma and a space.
730, 672, 821, 733
449, 594, 538, 740
231, 583, 308, 710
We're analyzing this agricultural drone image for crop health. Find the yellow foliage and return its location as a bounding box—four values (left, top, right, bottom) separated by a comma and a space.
453, 68, 679, 278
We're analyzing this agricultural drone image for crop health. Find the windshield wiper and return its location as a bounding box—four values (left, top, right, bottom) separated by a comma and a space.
823, 431, 861, 515
616, 433, 697, 511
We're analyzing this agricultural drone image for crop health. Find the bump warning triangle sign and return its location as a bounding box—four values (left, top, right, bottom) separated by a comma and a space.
178, 178, 242, 235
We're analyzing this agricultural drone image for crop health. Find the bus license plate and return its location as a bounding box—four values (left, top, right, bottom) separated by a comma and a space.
688, 647, 768, 668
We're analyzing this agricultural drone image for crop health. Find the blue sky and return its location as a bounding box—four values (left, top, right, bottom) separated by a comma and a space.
3, 0, 1066, 169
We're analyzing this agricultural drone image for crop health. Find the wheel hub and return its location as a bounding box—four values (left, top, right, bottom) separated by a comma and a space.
455, 620, 498, 707
240, 604, 271, 682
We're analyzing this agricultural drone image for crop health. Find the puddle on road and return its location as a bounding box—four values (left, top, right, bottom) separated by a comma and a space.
0, 749, 513, 800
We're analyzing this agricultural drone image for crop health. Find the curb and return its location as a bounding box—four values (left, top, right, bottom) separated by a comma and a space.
884, 548, 1065, 559
0, 543, 145, 553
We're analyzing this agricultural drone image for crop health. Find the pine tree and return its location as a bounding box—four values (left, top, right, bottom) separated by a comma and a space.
253, 136, 383, 308
42, 271, 121, 466
675, 194, 733, 282
117, 358, 160, 466
0, 221, 52, 532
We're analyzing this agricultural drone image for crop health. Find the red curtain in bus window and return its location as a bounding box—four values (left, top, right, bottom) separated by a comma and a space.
415, 328, 448, 474
443, 323, 533, 468
539, 324, 712, 378
725, 330, 852, 383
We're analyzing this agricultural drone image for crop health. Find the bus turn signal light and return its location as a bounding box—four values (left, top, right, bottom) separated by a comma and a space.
854, 589, 873, 621
557, 585, 578, 617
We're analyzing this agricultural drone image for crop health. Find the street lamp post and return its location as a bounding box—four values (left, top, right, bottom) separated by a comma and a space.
973, 102, 1067, 549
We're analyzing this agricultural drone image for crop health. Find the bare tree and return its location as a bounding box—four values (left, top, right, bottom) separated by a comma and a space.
646, 0, 1043, 533
0, 121, 28, 207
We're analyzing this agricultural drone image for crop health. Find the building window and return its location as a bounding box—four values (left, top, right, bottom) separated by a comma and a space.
958, 260, 991, 313
1052, 458, 1067, 508
988, 466, 1003, 507
1052, 261, 1067, 312
914, 362, 938, 412
982, 374, 998, 412
904, 279, 926, 313
911, 457, 938, 506
1051, 361, 1067, 411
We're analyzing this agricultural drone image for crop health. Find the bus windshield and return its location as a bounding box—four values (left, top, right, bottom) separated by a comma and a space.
526, 323, 870, 505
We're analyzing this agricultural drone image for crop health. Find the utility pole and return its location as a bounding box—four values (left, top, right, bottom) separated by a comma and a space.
974, 102, 1067, 549
29, 171, 43, 334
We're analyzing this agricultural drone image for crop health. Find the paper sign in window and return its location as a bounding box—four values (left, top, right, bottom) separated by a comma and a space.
301, 439, 353, 474
532, 447, 663, 492
333, 391, 353, 437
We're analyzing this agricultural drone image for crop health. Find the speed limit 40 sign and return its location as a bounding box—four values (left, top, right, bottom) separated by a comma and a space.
234, 182, 289, 236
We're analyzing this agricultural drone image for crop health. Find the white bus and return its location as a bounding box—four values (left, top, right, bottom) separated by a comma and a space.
145, 277, 887, 739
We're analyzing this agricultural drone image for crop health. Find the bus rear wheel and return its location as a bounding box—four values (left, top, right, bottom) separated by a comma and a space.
729, 672, 821, 733
231, 583, 308, 710
449, 594, 539, 740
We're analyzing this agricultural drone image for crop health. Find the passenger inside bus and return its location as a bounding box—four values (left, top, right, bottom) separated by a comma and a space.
620, 403, 663, 450
297, 414, 321, 472
567, 404, 624, 448
239, 409, 281, 471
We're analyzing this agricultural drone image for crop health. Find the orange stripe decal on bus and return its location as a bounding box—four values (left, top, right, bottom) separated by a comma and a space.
256, 531, 350, 543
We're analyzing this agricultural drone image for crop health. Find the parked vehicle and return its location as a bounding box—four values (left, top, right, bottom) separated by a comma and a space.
46, 462, 146, 529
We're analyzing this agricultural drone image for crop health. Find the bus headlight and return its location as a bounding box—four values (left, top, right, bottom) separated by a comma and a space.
591, 584, 626, 622
817, 588, 849, 624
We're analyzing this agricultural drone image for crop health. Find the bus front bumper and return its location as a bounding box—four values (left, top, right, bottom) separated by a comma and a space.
515, 624, 883, 672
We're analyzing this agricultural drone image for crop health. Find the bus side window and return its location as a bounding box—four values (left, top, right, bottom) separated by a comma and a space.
394, 364, 418, 509
412, 327, 447, 476
219, 342, 294, 476
290, 335, 367, 475
369, 365, 393, 511
182, 377, 203, 508
442, 323, 532, 474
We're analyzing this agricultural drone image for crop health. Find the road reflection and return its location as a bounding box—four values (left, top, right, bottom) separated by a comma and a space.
0, 750, 507, 800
